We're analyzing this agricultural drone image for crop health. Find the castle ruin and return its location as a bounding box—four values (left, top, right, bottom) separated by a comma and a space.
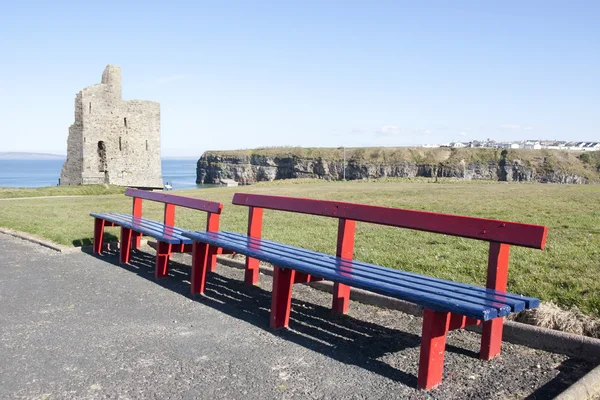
60, 65, 163, 188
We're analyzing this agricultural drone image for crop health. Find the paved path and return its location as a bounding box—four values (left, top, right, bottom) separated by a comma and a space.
0, 233, 593, 399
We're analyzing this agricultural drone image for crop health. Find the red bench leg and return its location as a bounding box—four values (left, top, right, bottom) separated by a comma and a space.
418, 309, 450, 390
191, 242, 209, 295
332, 283, 350, 314
155, 241, 171, 279
481, 242, 510, 360
245, 256, 260, 285
207, 245, 219, 272
132, 232, 142, 250
93, 218, 105, 254
120, 227, 132, 264
270, 266, 295, 329
480, 318, 504, 360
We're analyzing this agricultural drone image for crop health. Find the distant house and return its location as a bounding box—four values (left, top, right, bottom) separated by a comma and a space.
450, 142, 466, 148
544, 141, 567, 150
582, 142, 600, 151
497, 142, 520, 149
523, 141, 542, 150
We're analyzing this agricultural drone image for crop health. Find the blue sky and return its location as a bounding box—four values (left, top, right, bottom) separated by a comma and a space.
0, 1, 598, 157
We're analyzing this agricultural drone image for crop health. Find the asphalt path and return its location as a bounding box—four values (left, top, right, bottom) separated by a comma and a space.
0, 233, 593, 399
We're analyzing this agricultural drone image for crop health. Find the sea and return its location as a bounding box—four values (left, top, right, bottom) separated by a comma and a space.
0, 159, 210, 190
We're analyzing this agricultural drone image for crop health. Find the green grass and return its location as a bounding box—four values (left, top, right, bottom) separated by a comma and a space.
0, 184, 126, 199
1, 179, 599, 317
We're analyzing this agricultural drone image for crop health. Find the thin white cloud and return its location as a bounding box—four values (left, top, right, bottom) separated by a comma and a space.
458, 131, 468, 137
376, 125, 401, 136
500, 124, 534, 131
349, 128, 369, 135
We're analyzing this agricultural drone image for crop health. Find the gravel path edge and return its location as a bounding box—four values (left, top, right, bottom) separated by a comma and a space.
554, 363, 600, 400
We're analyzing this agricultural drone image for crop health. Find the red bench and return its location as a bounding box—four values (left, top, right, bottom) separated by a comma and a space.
91, 188, 223, 278
183, 193, 547, 390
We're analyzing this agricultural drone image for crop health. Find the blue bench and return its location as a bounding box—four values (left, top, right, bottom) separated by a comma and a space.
183, 193, 548, 390
91, 188, 223, 279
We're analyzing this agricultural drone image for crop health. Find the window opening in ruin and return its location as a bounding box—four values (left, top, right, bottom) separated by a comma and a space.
97, 141, 107, 172
146, 140, 148, 151
124, 117, 127, 128
119, 137, 122, 151
89, 102, 92, 113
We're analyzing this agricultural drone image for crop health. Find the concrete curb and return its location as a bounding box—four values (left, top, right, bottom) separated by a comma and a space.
0, 228, 71, 253
555, 363, 600, 400
216, 255, 600, 363
0, 228, 132, 254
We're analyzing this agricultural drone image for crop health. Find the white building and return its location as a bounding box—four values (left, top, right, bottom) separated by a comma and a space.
497, 142, 520, 149
523, 141, 542, 150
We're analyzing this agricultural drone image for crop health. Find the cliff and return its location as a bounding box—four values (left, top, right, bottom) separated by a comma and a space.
197, 147, 600, 185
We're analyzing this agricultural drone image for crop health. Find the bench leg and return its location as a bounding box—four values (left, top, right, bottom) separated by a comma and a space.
332, 283, 350, 314
191, 242, 209, 295
132, 232, 142, 250
245, 256, 260, 285
93, 218, 105, 254
120, 227, 132, 264
480, 317, 504, 360
270, 267, 295, 329
418, 309, 450, 390
207, 245, 219, 272
155, 241, 172, 279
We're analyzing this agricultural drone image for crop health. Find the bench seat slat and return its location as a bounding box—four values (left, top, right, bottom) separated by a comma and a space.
98, 213, 188, 235
199, 232, 516, 314
217, 232, 527, 312
185, 231, 500, 320
183, 231, 532, 321
91, 213, 192, 244
222, 231, 538, 309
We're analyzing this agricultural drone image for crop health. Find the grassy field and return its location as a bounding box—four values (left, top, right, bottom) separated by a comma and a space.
1, 179, 599, 317
0, 184, 126, 199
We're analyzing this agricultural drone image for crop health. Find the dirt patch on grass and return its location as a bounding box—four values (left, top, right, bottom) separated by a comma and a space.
512, 302, 600, 338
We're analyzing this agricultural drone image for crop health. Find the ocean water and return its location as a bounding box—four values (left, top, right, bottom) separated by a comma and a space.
0, 159, 207, 190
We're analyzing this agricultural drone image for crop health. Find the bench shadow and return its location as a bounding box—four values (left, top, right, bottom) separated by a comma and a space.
90, 249, 591, 392
73, 233, 119, 247
105, 249, 420, 386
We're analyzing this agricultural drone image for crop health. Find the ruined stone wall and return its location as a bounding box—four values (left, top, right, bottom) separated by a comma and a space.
60, 65, 163, 188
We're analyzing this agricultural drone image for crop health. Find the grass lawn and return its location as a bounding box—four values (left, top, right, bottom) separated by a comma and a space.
0, 184, 126, 199
1, 179, 599, 317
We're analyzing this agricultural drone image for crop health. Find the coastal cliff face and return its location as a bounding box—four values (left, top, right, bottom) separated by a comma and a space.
196, 148, 600, 185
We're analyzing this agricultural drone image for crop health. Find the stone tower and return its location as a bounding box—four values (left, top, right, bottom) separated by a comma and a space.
60, 65, 163, 188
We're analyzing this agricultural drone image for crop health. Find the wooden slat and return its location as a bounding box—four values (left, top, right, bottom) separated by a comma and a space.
216, 232, 529, 312
232, 193, 547, 249
202, 231, 526, 312
221, 231, 540, 308
90, 213, 192, 244
125, 188, 223, 214
183, 230, 538, 321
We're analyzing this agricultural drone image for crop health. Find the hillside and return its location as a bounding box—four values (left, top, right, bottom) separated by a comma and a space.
196, 147, 600, 184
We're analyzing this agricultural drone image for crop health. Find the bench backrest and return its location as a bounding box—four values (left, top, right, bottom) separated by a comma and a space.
232, 193, 548, 293
232, 193, 546, 249
126, 188, 223, 231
